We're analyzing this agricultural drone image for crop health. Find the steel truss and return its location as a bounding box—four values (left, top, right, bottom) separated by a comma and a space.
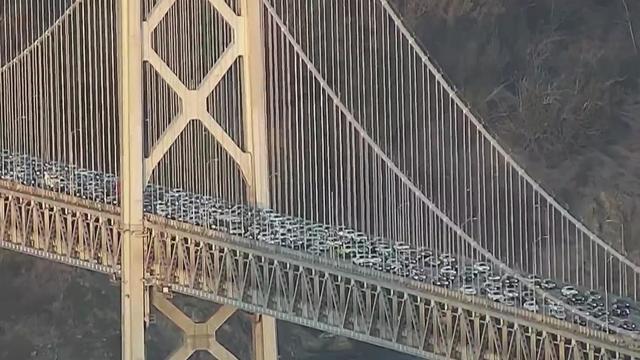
1, 182, 639, 360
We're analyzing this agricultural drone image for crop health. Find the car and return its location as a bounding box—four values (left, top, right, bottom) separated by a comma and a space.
502, 275, 519, 286
613, 299, 631, 309
561, 286, 579, 297
481, 281, 501, 293
377, 244, 393, 255
486, 274, 502, 283
487, 289, 504, 302
503, 288, 520, 300
439, 265, 458, 277
425, 256, 443, 267
551, 306, 567, 320
611, 306, 630, 319
523, 300, 539, 312
418, 248, 433, 258
590, 308, 607, 319
587, 298, 605, 310
473, 261, 491, 273
460, 285, 477, 296
412, 274, 427, 282
439, 253, 456, 265
520, 291, 535, 302
541, 279, 557, 290
573, 315, 587, 327
499, 297, 516, 307
460, 273, 476, 284
526, 274, 542, 287
576, 306, 591, 317
568, 294, 587, 306
463, 266, 480, 277
620, 321, 637, 331
432, 278, 451, 288
440, 271, 457, 281
585, 290, 602, 301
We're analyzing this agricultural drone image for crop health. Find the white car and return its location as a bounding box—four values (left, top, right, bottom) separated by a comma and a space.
503, 288, 519, 299
523, 300, 539, 312
473, 261, 491, 273
482, 281, 501, 291
551, 306, 567, 320
439, 265, 458, 276
425, 256, 442, 267
439, 253, 457, 264
561, 286, 579, 297
460, 285, 477, 296
353, 257, 370, 266
499, 297, 516, 307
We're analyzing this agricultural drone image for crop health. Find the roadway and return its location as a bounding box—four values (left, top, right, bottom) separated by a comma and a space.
1, 149, 639, 338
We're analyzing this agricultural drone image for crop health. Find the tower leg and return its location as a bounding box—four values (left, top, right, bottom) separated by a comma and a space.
252, 314, 278, 360
119, 0, 146, 358
240, 1, 279, 359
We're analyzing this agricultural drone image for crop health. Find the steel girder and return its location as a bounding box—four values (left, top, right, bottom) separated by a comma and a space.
0, 182, 639, 359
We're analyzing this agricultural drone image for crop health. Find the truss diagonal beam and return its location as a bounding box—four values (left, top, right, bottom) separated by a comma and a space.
153, 290, 239, 360
144, 48, 188, 97
152, 292, 195, 331
207, 0, 240, 27
206, 304, 236, 331
200, 112, 253, 180
144, 114, 187, 182
145, 0, 178, 32
166, 346, 194, 360
198, 44, 240, 96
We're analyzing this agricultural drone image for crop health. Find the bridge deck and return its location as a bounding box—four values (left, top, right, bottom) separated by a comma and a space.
1, 180, 638, 359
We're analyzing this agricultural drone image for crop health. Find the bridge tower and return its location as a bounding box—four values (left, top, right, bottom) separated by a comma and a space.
119, 0, 277, 359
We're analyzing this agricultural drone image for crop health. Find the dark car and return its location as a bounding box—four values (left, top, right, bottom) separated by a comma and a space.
613, 299, 631, 309
432, 278, 451, 288
620, 321, 637, 331
611, 306, 630, 319
541, 279, 557, 290
568, 294, 587, 306
590, 308, 607, 319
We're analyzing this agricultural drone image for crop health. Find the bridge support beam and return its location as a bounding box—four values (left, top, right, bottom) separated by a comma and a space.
152, 290, 239, 360
152, 290, 277, 360
119, 0, 146, 359
241, 1, 278, 360
252, 314, 278, 360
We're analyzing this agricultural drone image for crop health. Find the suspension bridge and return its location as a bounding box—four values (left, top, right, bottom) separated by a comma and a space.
1, 0, 639, 359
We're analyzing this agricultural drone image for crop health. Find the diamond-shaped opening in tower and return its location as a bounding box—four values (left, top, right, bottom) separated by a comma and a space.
151, 0, 235, 90
206, 59, 245, 150
143, 62, 182, 156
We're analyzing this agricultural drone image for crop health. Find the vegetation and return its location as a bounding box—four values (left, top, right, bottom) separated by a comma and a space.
394, 0, 640, 258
